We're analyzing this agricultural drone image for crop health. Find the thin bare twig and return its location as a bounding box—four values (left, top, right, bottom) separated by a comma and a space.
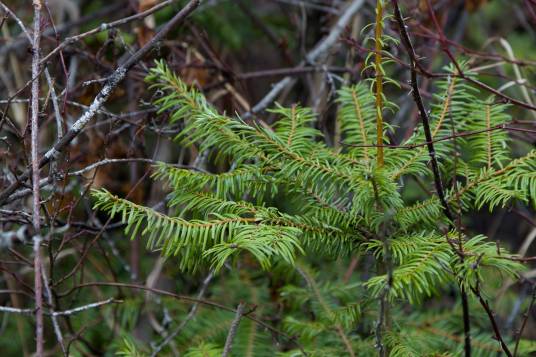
39, 0, 179, 64
44, 68, 63, 140
30, 1, 44, 355
0, 306, 34, 314
150, 271, 214, 357
243, 0, 365, 118
51, 298, 119, 316
421, 0, 536, 112
471, 286, 513, 356
0, 298, 120, 317
391, 1, 453, 222
0, 2, 32, 40
343, 124, 536, 149
64, 281, 307, 354
2, 158, 199, 205
41, 269, 66, 356
0, 2, 125, 57
221, 302, 246, 357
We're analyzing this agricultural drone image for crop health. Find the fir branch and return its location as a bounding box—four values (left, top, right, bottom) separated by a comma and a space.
92, 189, 303, 271
297, 266, 356, 357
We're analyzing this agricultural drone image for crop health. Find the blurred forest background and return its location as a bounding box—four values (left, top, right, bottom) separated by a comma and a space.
0, 0, 535, 356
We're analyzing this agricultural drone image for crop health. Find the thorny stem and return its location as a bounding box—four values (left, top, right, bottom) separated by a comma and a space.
374, 0, 385, 166
30, 1, 44, 355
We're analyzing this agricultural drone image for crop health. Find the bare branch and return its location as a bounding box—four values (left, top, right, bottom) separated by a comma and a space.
243, 0, 365, 118
0, 306, 34, 314
30, 1, 44, 354
39, 0, 180, 64
51, 298, 119, 317
41, 269, 66, 356
0, 0, 201, 205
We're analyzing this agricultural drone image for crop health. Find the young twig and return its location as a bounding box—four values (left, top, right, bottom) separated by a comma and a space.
448, 83, 473, 357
